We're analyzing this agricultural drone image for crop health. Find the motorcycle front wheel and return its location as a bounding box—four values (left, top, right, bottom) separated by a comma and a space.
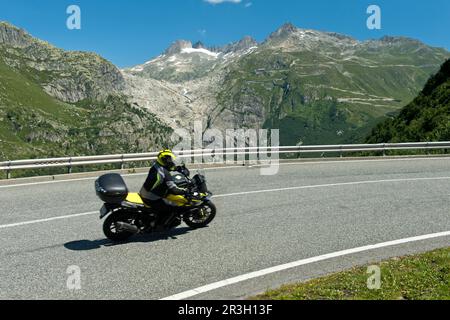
184, 202, 217, 229
103, 211, 135, 242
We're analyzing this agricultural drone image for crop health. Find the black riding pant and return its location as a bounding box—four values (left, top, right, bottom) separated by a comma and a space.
145, 198, 183, 225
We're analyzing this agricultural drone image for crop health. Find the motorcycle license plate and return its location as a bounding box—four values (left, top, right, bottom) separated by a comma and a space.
100, 205, 109, 219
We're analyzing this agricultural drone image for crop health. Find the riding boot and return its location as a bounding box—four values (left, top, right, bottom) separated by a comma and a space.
162, 212, 176, 228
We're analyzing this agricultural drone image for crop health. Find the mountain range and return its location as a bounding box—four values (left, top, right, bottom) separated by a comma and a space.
0, 21, 449, 160
123, 22, 450, 145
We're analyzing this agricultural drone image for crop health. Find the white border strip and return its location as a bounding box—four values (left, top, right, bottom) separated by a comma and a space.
160, 231, 450, 300
0, 166, 249, 189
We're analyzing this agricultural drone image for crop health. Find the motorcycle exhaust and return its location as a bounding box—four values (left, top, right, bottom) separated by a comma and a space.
116, 222, 139, 234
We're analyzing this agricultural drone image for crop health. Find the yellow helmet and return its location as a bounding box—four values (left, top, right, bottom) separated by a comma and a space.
157, 149, 177, 169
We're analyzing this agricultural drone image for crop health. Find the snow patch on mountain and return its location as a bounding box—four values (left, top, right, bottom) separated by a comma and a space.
181, 47, 220, 58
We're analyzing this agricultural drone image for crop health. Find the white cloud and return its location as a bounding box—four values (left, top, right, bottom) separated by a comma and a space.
204, 0, 242, 4
245, 2, 252, 7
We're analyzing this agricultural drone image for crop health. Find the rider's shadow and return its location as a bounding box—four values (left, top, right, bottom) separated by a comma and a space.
64, 227, 192, 251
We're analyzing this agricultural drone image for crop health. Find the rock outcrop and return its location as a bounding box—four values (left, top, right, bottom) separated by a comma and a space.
0, 21, 125, 103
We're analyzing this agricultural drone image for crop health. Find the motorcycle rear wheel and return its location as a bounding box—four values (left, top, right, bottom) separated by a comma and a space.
103, 211, 135, 242
184, 202, 216, 229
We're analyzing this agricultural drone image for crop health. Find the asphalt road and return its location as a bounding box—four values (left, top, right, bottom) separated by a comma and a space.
0, 157, 449, 300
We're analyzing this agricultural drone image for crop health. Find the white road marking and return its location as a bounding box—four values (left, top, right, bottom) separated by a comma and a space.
0, 176, 449, 230
160, 231, 450, 300
0, 157, 448, 189
214, 176, 450, 198
0, 176, 114, 189
0, 212, 97, 229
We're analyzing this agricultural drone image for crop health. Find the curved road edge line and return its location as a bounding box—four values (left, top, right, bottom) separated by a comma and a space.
160, 231, 450, 300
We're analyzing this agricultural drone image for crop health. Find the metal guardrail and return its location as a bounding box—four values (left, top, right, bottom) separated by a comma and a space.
0, 142, 449, 179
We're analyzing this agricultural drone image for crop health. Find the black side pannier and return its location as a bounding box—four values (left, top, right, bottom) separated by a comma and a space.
95, 173, 129, 204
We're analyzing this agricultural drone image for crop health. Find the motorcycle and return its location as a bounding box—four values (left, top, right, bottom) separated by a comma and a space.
95, 164, 216, 241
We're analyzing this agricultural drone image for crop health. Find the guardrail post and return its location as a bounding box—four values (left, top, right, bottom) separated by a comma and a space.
426, 142, 430, 156
340, 146, 343, 158
6, 161, 11, 179
121, 155, 125, 170
383, 144, 386, 157
68, 158, 72, 174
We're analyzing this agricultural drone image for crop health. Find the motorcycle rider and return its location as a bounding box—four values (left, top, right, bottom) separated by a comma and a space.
140, 149, 190, 228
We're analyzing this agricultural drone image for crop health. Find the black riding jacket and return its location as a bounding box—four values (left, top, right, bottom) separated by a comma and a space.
140, 162, 186, 201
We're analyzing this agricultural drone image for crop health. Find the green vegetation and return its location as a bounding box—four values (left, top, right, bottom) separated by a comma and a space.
252, 247, 450, 300
0, 38, 173, 163
0, 63, 172, 160
217, 44, 449, 146
367, 59, 450, 143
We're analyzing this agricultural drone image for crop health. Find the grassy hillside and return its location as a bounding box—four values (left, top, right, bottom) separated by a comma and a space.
0, 22, 174, 163
0, 55, 172, 161
366, 59, 450, 143
216, 44, 448, 146
252, 247, 450, 300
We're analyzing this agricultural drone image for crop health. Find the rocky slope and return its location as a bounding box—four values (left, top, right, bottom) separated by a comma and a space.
122, 34, 258, 130
0, 22, 124, 103
124, 23, 450, 146
0, 22, 172, 161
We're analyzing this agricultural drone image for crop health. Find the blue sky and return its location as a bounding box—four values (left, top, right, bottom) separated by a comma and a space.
1, 0, 449, 67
